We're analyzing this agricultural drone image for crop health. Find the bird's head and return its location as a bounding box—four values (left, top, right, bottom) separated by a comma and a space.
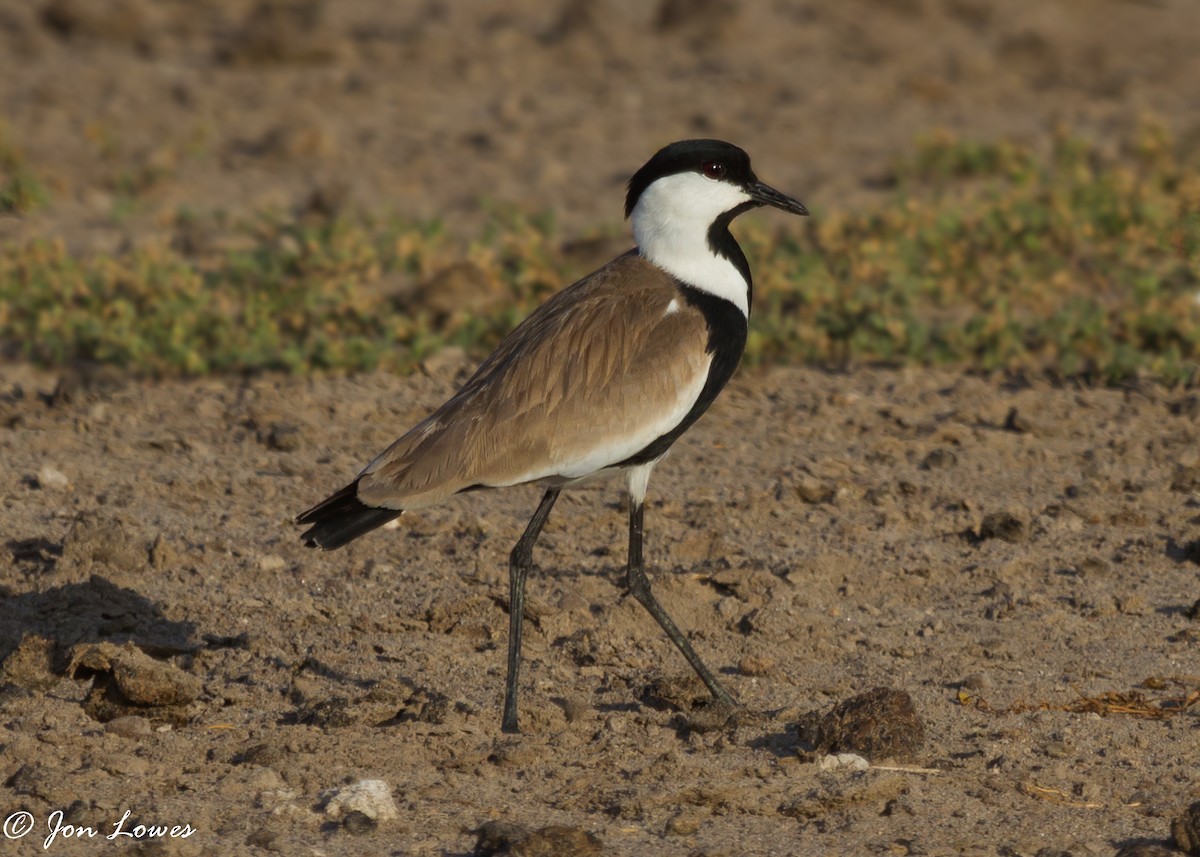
625, 139, 808, 229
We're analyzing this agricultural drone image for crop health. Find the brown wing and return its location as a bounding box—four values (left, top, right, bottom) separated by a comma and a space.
356, 253, 712, 509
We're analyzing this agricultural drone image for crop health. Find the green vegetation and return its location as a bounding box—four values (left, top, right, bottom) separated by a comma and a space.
746, 124, 1200, 382
1, 125, 1198, 381
0, 128, 49, 215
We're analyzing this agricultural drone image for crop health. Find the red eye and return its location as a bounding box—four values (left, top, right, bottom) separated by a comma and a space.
702, 161, 726, 180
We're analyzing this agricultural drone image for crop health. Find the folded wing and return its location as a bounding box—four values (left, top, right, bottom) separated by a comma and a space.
357, 253, 713, 509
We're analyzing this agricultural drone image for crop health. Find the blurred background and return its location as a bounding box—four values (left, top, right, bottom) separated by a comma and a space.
1, 0, 1199, 378
3, 0, 1198, 248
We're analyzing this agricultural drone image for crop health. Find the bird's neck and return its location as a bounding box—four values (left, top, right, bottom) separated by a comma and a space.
632, 205, 753, 318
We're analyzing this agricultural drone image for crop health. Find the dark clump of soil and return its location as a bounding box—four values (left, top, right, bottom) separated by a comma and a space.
803, 687, 926, 763
473, 820, 604, 857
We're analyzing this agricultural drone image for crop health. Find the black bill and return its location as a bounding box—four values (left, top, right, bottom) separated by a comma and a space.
748, 180, 809, 216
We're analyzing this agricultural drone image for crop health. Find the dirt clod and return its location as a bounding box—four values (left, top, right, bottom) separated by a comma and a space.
977, 511, 1026, 543
68, 642, 200, 721
807, 687, 925, 763
0, 633, 57, 691
473, 820, 603, 857
641, 673, 710, 712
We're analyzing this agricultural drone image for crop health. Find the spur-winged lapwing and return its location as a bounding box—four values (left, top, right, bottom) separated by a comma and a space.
297, 139, 807, 733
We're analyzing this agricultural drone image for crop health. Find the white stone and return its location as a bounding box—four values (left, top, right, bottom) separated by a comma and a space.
818, 753, 870, 773
38, 465, 69, 489
257, 555, 286, 571
321, 779, 398, 821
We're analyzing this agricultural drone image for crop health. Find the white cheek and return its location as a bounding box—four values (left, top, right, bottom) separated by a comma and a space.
636, 173, 751, 226
630, 172, 753, 316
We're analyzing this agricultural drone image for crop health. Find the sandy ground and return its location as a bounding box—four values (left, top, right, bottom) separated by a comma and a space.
2, 363, 1198, 855
2, 1, 1200, 855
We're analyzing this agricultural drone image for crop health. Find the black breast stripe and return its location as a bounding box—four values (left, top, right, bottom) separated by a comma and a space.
708, 201, 755, 312
616, 283, 748, 468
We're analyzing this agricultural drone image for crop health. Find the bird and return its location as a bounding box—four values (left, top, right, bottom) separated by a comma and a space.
296, 139, 808, 733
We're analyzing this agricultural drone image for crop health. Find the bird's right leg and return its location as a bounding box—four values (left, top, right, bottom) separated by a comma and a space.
502, 488, 561, 734
624, 499, 736, 707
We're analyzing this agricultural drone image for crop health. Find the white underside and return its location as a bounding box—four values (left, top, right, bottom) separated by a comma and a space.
536, 455, 658, 497
632, 172, 752, 317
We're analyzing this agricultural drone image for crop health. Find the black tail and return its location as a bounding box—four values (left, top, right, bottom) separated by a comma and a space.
296, 478, 402, 550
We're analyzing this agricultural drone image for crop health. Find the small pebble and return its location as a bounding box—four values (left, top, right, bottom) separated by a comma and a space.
978, 512, 1025, 543
961, 672, 993, 692
104, 715, 152, 738
1076, 557, 1111, 578
266, 422, 301, 451
921, 448, 957, 469
738, 655, 776, 676
1043, 740, 1071, 759
37, 464, 70, 489
552, 695, 590, 723
1004, 407, 1033, 433
796, 477, 834, 504
818, 752, 870, 772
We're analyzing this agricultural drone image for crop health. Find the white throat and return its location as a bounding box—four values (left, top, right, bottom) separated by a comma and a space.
631, 172, 752, 317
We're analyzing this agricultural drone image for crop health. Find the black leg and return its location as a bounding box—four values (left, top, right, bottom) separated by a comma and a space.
502, 488, 560, 734
625, 500, 735, 707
